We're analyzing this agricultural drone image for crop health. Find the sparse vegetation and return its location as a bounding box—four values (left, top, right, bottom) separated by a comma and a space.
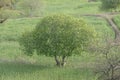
94, 38, 120, 80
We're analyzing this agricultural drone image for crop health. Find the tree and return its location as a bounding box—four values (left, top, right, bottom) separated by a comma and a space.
19, 14, 95, 67
94, 38, 120, 80
0, 0, 16, 9
88, 0, 98, 2
0, 0, 19, 22
0, 0, 11, 23
100, 0, 120, 11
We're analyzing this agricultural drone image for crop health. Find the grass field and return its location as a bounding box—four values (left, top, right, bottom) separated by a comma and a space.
0, 0, 118, 80
45, 2, 100, 15
40, 0, 102, 17
0, 16, 113, 80
0, 54, 99, 80
113, 15, 120, 30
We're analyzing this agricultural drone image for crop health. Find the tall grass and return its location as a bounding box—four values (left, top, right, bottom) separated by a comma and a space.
0, 54, 98, 80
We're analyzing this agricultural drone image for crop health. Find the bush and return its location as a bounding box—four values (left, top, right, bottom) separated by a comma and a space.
19, 14, 95, 67
100, 0, 120, 10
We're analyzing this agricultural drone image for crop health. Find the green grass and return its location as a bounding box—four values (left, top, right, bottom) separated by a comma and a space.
41, 0, 102, 17
113, 15, 120, 30
13, 0, 102, 18
0, 15, 113, 80
0, 54, 98, 80
0, 62, 96, 80
0, 18, 40, 41
83, 16, 115, 40
0, 18, 40, 59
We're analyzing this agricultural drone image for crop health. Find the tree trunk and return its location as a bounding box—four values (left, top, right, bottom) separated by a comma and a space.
111, 65, 114, 80
54, 55, 60, 66
61, 56, 66, 66
54, 55, 66, 67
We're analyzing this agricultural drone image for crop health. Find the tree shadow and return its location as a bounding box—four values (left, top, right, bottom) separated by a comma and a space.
0, 61, 53, 76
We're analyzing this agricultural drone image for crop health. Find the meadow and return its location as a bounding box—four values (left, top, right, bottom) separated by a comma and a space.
113, 15, 120, 30
0, 0, 119, 80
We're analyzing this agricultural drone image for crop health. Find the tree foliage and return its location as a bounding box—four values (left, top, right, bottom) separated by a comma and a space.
19, 14, 95, 66
100, 0, 120, 10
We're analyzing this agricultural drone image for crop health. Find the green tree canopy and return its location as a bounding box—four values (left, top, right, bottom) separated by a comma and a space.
19, 14, 95, 66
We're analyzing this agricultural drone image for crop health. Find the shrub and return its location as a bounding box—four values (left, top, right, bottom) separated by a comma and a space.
100, 0, 120, 10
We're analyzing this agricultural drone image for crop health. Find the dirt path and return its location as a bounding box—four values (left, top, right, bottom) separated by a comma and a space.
81, 12, 120, 40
